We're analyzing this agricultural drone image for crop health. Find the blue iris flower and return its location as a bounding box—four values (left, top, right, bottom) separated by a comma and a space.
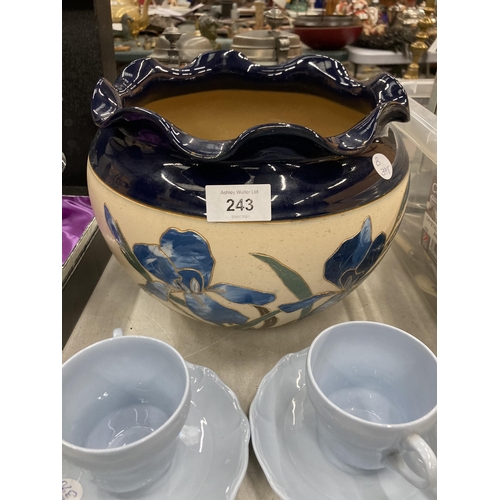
324, 217, 386, 289
133, 228, 276, 326
278, 218, 386, 314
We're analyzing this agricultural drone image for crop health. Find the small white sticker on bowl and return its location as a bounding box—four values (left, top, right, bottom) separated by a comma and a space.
372, 153, 393, 180
205, 184, 272, 222
62, 478, 83, 500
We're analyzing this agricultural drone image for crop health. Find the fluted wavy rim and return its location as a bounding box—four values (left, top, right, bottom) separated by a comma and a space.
91, 50, 410, 161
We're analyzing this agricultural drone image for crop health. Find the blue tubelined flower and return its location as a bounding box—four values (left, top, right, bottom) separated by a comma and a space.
104, 205, 152, 282
324, 217, 386, 289
277, 218, 386, 315
133, 228, 276, 326
105, 205, 123, 245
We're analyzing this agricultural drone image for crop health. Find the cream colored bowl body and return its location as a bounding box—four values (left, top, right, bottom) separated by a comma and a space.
88, 162, 409, 329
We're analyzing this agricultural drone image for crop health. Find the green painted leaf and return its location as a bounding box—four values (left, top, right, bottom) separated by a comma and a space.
235, 309, 281, 330
299, 305, 313, 319
121, 248, 151, 281
254, 306, 279, 327
169, 293, 187, 307
252, 253, 313, 300
112, 219, 151, 281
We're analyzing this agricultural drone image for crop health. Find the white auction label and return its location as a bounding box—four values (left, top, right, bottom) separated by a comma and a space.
372, 153, 393, 180
205, 184, 272, 222
62, 478, 83, 499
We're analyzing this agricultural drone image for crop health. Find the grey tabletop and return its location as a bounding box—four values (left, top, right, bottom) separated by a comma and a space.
63, 244, 436, 500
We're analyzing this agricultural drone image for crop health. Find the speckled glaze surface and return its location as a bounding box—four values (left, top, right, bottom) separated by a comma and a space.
87, 50, 410, 329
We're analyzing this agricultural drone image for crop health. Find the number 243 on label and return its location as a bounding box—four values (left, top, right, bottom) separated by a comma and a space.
226, 198, 254, 211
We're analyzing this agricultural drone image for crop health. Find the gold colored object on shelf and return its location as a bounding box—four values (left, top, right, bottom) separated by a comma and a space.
324, 0, 335, 16
403, 7, 436, 80
111, 0, 152, 41
111, 0, 144, 22
254, 0, 265, 31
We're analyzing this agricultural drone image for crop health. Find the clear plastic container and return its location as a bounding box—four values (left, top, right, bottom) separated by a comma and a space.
390, 95, 437, 313
400, 78, 437, 109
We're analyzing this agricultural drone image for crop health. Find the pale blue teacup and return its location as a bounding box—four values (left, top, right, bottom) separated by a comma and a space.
62, 330, 191, 493
306, 321, 437, 489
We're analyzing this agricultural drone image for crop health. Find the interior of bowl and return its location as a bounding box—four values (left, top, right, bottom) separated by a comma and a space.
142, 88, 371, 141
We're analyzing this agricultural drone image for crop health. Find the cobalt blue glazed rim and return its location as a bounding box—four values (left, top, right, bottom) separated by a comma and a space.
89, 50, 410, 220
91, 50, 409, 160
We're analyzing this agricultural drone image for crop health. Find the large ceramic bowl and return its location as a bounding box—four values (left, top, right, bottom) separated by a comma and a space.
87, 50, 410, 329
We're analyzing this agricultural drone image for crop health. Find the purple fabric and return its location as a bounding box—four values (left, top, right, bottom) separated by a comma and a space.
62, 196, 95, 264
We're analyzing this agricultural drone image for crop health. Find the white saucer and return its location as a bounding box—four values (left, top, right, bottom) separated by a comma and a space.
63, 362, 250, 500
250, 349, 437, 500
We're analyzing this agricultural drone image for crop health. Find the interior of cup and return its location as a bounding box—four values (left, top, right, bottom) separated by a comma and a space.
62, 337, 189, 449
309, 322, 437, 425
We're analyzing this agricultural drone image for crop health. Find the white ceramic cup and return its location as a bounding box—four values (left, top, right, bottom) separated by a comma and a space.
306, 321, 437, 489
62, 329, 191, 493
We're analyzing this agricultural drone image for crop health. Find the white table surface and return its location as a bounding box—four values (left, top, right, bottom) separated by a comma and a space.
63, 236, 436, 499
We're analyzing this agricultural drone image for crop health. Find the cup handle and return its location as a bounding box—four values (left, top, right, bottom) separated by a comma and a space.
381, 433, 437, 489
112, 328, 124, 338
